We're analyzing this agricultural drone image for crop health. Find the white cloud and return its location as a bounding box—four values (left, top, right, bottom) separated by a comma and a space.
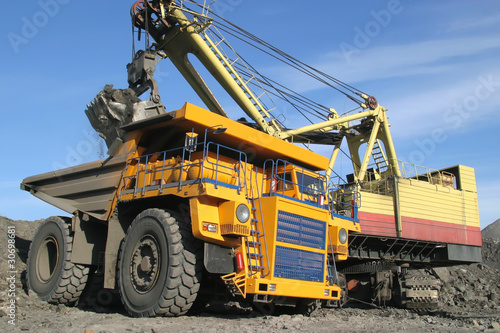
388, 70, 500, 138
257, 34, 500, 121
320, 35, 500, 84
447, 13, 500, 32
257, 33, 500, 140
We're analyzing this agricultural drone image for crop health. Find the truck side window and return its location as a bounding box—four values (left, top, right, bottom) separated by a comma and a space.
277, 173, 293, 192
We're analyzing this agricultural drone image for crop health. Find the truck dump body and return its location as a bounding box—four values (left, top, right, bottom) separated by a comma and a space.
124, 103, 329, 171
21, 156, 127, 221
20, 103, 329, 222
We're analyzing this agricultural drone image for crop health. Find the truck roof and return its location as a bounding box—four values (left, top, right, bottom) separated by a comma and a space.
123, 103, 329, 171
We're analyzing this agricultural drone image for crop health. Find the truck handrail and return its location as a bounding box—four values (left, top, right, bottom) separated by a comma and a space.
120, 139, 248, 196
328, 187, 360, 224
203, 141, 248, 192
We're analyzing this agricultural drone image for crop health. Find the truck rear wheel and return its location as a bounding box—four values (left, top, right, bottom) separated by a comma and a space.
27, 216, 89, 304
118, 208, 201, 317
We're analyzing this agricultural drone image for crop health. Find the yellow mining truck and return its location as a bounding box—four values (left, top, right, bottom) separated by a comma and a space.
23, 101, 359, 316
22, 0, 481, 315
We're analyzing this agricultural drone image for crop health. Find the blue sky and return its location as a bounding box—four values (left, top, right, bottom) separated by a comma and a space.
1, 0, 499, 229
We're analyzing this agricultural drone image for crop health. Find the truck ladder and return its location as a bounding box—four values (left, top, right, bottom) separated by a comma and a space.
327, 230, 339, 286
221, 168, 270, 298
246, 167, 270, 277
221, 271, 247, 298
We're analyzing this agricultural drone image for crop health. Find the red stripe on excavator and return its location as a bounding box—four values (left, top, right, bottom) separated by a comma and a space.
357, 212, 397, 237
358, 212, 482, 246
401, 216, 482, 246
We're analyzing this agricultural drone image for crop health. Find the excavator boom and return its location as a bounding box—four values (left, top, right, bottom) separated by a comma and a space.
129, 0, 403, 183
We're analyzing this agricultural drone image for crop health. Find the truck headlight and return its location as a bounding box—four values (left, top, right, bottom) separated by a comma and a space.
236, 204, 250, 223
339, 228, 347, 244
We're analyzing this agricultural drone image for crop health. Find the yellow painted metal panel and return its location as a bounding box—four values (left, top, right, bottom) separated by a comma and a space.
357, 173, 480, 232
245, 277, 341, 300
177, 103, 330, 171
397, 178, 480, 228
358, 191, 394, 216
457, 165, 477, 192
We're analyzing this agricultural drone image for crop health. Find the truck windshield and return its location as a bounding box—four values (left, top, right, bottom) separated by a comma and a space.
297, 172, 324, 196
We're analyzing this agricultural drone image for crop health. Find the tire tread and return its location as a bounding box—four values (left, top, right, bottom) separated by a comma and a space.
118, 208, 202, 317
27, 216, 89, 305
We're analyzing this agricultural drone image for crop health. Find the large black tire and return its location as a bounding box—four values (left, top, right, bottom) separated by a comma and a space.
78, 269, 119, 312
27, 216, 89, 304
118, 208, 202, 317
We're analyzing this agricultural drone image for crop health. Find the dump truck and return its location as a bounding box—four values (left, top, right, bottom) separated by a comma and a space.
22, 0, 481, 316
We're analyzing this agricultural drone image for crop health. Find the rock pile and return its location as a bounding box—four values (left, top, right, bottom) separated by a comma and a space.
434, 218, 500, 314
437, 263, 500, 311
0, 216, 44, 321
482, 218, 500, 270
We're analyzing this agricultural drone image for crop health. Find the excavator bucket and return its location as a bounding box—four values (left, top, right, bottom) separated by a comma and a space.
86, 51, 166, 151
85, 85, 165, 150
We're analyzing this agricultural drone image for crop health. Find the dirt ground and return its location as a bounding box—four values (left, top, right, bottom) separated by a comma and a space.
1, 215, 499, 333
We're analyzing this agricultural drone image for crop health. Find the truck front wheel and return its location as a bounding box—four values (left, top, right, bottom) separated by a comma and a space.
27, 216, 89, 304
118, 208, 201, 317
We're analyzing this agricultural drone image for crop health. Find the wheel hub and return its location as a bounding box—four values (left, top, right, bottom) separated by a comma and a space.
36, 236, 59, 283
140, 256, 152, 273
130, 237, 160, 293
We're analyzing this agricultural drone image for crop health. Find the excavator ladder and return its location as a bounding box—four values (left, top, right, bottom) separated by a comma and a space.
371, 139, 388, 173
199, 28, 282, 133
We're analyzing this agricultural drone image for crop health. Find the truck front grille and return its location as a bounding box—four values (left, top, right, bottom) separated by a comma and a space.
274, 246, 324, 282
276, 211, 326, 249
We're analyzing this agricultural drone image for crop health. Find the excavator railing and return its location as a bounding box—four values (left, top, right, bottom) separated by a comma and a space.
197, 24, 282, 133
398, 160, 456, 188
177, 0, 214, 17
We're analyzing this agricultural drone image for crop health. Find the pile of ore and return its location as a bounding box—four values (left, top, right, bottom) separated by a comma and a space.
0, 217, 45, 317
482, 218, 500, 270
85, 84, 142, 148
436, 264, 499, 310
434, 218, 500, 312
